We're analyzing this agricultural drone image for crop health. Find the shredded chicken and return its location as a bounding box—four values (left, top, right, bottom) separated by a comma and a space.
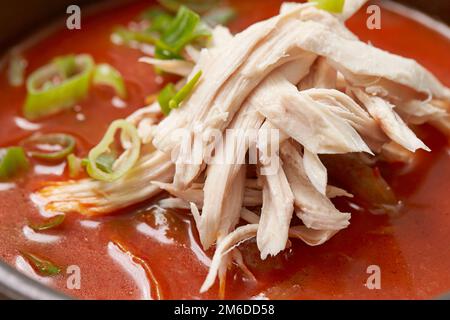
200, 224, 258, 293
198, 104, 264, 249
353, 88, 430, 152
35, 1, 450, 295
257, 155, 294, 259
38, 151, 174, 215
281, 141, 351, 231
139, 58, 194, 77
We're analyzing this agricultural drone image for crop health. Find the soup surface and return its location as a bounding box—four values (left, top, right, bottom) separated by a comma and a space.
0, 0, 449, 299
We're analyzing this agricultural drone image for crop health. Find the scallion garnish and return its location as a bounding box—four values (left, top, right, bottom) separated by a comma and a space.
113, 5, 215, 66
169, 70, 202, 109
157, 83, 177, 115
94, 153, 118, 173
86, 120, 141, 182
140, 9, 174, 33
93, 64, 127, 99
308, 0, 345, 13
112, 27, 159, 45
157, 70, 202, 115
21, 133, 76, 161
53, 55, 77, 79
29, 214, 65, 232
23, 54, 95, 120
158, 0, 220, 13
20, 251, 62, 277
78, 153, 117, 176
67, 154, 83, 178
0, 147, 29, 180
155, 6, 211, 60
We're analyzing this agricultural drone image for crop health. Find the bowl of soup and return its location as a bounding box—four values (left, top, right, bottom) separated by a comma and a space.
0, 0, 449, 300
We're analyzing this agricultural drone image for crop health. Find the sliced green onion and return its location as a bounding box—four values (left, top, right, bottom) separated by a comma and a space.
113, 5, 211, 61
203, 7, 236, 27
93, 64, 127, 99
80, 153, 116, 174
157, 83, 177, 115
156, 6, 211, 59
8, 52, 27, 87
169, 70, 202, 109
94, 153, 117, 173
0, 147, 29, 180
141, 8, 174, 33
53, 55, 77, 79
21, 133, 76, 161
308, 0, 345, 13
23, 54, 95, 120
86, 120, 140, 182
29, 214, 65, 231
67, 154, 83, 178
20, 251, 62, 276
112, 27, 159, 45
157, 70, 201, 115
158, 0, 220, 13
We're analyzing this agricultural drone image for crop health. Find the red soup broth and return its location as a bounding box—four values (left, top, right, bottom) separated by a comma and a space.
0, 0, 449, 299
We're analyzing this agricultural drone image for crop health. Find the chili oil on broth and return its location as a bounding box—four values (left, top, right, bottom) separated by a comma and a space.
0, 0, 449, 299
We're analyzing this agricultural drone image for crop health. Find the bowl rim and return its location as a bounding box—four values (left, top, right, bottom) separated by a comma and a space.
0, 0, 449, 300
0, 261, 67, 300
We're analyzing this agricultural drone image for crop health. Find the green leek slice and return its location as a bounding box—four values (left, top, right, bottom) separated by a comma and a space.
67, 153, 83, 178
112, 27, 159, 45
86, 120, 140, 182
0, 147, 29, 180
155, 6, 211, 59
20, 251, 62, 276
168, 70, 202, 109
22, 133, 76, 161
308, 0, 345, 13
140, 9, 174, 33
157, 70, 202, 115
29, 214, 65, 232
93, 64, 127, 99
23, 54, 94, 120
157, 83, 177, 115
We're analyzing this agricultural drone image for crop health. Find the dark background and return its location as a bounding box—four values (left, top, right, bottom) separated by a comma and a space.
0, 0, 449, 51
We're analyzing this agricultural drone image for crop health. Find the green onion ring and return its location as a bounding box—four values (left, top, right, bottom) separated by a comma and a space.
23, 54, 94, 120
92, 64, 127, 99
22, 133, 76, 161
307, 0, 345, 13
86, 119, 141, 182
